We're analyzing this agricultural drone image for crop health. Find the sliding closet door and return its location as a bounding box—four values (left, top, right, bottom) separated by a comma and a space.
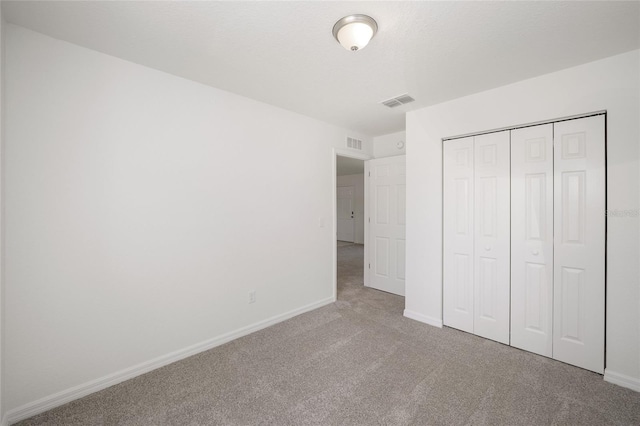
443, 137, 474, 333
473, 131, 511, 344
553, 115, 605, 373
510, 124, 554, 357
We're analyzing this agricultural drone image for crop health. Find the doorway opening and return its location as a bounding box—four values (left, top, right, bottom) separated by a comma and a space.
336, 156, 364, 245
333, 151, 369, 301
336, 155, 366, 301
332, 150, 408, 301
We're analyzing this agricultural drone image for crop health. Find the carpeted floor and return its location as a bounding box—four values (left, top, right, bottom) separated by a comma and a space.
18, 244, 640, 425
337, 240, 354, 247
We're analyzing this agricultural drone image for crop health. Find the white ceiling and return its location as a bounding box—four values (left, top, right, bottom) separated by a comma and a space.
337, 156, 365, 177
3, 1, 639, 137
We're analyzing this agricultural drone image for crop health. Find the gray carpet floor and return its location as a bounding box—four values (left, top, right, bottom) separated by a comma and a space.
18, 243, 640, 425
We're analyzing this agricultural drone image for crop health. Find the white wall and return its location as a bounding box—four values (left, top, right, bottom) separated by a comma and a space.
3, 24, 372, 417
336, 174, 364, 244
0, 7, 4, 425
405, 50, 640, 389
373, 131, 406, 158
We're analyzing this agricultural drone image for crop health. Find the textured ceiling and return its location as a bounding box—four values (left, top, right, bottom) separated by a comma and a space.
3, 1, 639, 137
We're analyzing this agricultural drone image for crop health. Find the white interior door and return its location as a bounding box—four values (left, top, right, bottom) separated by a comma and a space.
473, 131, 511, 344
511, 124, 554, 357
553, 115, 605, 373
337, 186, 355, 242
443, 137, 474, 333
367, 156, 406, 296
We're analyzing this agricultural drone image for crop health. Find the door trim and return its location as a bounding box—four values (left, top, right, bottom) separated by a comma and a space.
443, 110, 606, 141
332, 148, 372, 301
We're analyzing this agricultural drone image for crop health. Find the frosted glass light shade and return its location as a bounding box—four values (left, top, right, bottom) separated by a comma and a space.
332, 15, 378, 52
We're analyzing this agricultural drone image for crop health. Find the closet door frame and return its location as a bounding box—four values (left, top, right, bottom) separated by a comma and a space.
441, 111, 606, 374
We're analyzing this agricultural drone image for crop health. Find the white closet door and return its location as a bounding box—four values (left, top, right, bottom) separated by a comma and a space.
473, 131, 511, 344
510, 124, 554, 357
443, 137, 474, 333
553, 115, 605, 373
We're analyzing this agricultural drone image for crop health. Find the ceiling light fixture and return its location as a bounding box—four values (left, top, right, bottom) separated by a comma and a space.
332, 14, 378, 52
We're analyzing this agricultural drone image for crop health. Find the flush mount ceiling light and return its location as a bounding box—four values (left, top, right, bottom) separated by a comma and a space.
332, 14, 378, 51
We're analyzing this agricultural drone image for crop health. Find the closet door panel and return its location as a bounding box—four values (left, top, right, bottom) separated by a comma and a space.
443, 137, 474, 333
511, 124, 554, 357
553, 116, 605, 374
473, 131, 510, 344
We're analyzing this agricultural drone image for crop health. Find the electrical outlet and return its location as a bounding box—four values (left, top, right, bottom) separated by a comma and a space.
248, 290, 256, 304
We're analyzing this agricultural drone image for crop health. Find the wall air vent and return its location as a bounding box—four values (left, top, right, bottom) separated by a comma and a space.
347, 137, 362, 150
380, 94, 415, 108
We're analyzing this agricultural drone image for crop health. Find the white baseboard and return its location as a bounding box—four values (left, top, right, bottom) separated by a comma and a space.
5, 296, 335, 425
604, 369, 640, 392
404, 309, 443, 328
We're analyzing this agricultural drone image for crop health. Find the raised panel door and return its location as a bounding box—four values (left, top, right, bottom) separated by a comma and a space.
553, 115, 605, 374
511, 124, 554, 357
367, 156, 406, 296
473, 131, 510, 344
443, 137, 474, 333
337, 186, 355, 242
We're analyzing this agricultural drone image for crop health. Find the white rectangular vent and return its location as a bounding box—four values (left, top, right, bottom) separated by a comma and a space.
380, 94, 415, 108
381, 99, 402, 108
347, 137, 362, 150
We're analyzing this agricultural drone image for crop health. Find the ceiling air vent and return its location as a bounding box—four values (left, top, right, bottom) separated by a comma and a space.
380, 94, 415, 108
347, 137, 362, 150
